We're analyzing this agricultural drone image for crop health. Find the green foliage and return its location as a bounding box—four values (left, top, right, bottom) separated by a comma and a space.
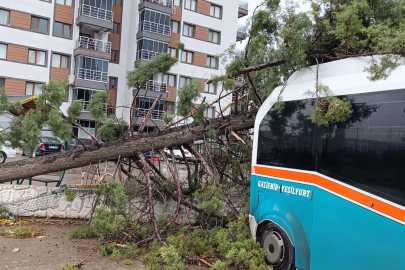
0, 204, 8, 219
193, 103, 206, 125
13, 226, 43, 238
141, 241, 186, 270
60, 266, 79, 270
176, 79, 203, 118
306, 83, 353, 126
69, 225, 96, 239
162, 112, 174, 125
88, 91, 109, 122
99, 242, 146, 260
174, 41, 185, 51
124, 259, 133, 265
90, 181, 128, 239
64, 187, 76, 202
67, 100, 83, 122
98, 114, 128, 141
195, 180, 225, 215
365, 55, 403, 81
127, 53, 178, 89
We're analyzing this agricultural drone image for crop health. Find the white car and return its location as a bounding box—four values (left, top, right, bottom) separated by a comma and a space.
0, 142, 17, 164
163, 146, 195, 160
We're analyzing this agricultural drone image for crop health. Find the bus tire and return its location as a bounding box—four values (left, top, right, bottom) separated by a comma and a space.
259, 222, 295, 270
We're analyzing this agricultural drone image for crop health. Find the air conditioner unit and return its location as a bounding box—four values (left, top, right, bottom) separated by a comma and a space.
68, 75, 75, 85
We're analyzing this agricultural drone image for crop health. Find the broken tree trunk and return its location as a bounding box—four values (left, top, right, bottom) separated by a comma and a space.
0, 110, 257, 183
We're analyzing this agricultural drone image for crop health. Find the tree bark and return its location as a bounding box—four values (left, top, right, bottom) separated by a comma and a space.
0, 110, 257, 183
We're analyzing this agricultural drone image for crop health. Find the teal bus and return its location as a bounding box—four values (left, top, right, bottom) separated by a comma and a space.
249, 57, 405, 270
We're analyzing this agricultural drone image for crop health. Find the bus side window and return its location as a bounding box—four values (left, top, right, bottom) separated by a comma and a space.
318, 89, 405, 207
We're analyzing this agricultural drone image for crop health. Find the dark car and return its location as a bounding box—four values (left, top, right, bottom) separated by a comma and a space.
68, 138, 95, 149
33, 137, 65, 157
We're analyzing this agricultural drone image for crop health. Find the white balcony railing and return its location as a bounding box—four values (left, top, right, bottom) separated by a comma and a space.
136, 49, 160, 61
133, 108, 164, 120
237, 24, 247, 34
145, 80, 167, 92
82, 100, 107, 112
138, 20, 171, 36
235, 75, 244, 83
78, 4, 113, 22
75, 68, 108, 83
140, 0, 173, 8
239, 0, 248, 10
76, 36, 111, 53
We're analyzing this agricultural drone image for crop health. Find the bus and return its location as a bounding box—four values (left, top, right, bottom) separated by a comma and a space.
249, 57, 405, 270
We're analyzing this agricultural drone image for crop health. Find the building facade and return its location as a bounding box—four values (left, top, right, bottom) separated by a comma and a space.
0, 0, 248, 138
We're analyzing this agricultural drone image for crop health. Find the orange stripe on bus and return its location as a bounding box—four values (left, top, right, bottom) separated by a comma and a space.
254, 166, 405, 223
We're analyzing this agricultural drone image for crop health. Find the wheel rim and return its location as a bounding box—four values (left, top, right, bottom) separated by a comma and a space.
264, 231, 285, 266
0, 152, 5, 163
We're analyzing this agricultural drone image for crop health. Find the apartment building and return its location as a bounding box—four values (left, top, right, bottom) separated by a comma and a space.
0, 0, 249, 138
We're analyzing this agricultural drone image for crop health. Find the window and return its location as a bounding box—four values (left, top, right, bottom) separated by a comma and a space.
205, 107, 215, 118
0, 44, 7, 59
75, 56, 109, 82
0, 78, 5, 89
77, 120, 96, 138
111, 50, 119, 63
139, 10, 170, 35
184, 0, 196, 11
174, 0, 181, 6
52, 54, 69, 68
109, 77, 117, 90
113, 22, 120, 34
134, 97, 165, 120
206, 56, 218, 69
113, 0, 121, 6
163, 74, 176, 87
26, 82, 43, 95
168, 47, 178, 58
210, 4, 221, 18
0, 9, 10, 25
204, 83, 216, 94
28, 50, 46, 66
136, 39, 168, 60
166, 101, 175, 114
183, 23, 195, 37
31, 17, 48, 34
208, 30, 220, 44
179, 76, 192, 88
81, 0, 113, 11
171, 20, 179, 33
56, 0, 72, 6
53, 22, 71, 38
181, 51, 193, 63
134, 125, 155, 134
257, 89, 405, 207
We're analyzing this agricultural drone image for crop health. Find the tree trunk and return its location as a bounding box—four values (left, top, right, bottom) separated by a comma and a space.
0, 110, 257, 183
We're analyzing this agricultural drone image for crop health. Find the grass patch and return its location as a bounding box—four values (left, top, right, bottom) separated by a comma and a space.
13, 226, 44, 239
124, 259, 133, 265
60, 266, 79, 270
0, 230, 11, 236
69, 225, 97, 239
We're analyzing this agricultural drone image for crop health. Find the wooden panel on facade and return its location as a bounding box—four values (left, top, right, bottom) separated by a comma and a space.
55, 4, 74, 24
196, 26, 209, 41
50, 67, 69, 81
166, 86, 176, 102
169, 32, 180, 47
7, 44, 29, 63
9, 11, 31, 29
197, 0, 211, 16
110, 33, 120, 50
108, 88, 117, 107
171, 5, 182, 21
113, 5, 122, 23
5, 78, 26, 95
194, 52, 207, 67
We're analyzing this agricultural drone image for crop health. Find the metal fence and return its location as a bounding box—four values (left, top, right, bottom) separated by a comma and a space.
82, 100, 107, 112
75, 68, 108, 83
76, 36, 111, 53
138, 20, 171, 36
133, 108, 164, 120
78, 4, 113, 22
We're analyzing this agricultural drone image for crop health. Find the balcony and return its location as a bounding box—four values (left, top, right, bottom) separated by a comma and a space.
82, 100, 107, 112
237, 24, 248, 41
139, 0, 175, 15
235, 49, 245, 58
138, 20, 171, 40
74, 68, 108, 89
76, 4, 113, 31
133, 108, 164, 120
145, 80, 167, 92
238, 0, 249, 18
135, 49, 160, 67
74, 36, 112, 60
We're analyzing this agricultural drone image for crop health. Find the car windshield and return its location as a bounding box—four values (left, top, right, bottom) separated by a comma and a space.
39, 137, 61, 144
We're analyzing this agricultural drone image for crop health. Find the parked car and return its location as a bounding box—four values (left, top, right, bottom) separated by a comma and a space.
22, 137, 65, 157
163, 146, 195, 161
0, 142, 17, 164
68, 138, 95, 149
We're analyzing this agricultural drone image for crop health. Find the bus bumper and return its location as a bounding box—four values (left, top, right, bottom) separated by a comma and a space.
249, 214, 258, 242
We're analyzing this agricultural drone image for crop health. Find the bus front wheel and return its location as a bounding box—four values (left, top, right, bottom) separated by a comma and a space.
259, 222, 295, 270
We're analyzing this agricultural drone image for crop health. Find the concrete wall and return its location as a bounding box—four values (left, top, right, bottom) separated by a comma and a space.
0, 185, 197, 223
